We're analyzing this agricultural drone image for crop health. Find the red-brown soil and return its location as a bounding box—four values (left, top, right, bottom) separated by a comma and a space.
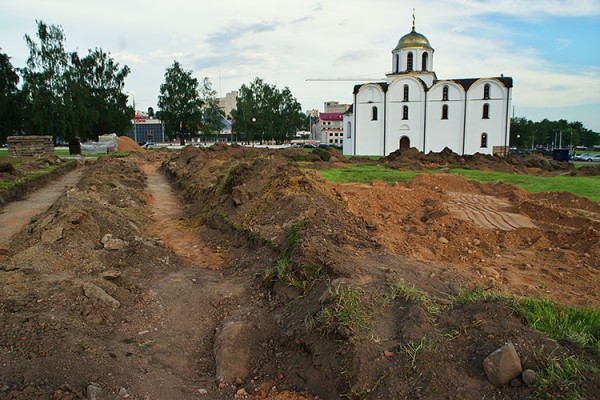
0, 146, 598, 399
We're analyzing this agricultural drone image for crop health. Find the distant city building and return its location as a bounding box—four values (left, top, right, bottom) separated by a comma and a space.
324, 101, 351, 114
126, 113, 165, 144
343, 22, 512, 157
218, 91, 238, 117
307, 109, 319, 140
317, 113, 344, 145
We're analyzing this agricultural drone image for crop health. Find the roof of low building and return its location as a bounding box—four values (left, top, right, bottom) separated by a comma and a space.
319, 112, 343, 120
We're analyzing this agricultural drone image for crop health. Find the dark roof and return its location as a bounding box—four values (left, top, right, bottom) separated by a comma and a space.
344, 104, 353, 115
353, 76, 513, 94
447, 77, 513, 90
319, 112, 343, 121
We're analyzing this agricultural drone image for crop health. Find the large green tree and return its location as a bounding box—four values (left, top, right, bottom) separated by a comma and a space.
157, 61, 203, 144
0, 49, 24, 143
232, 77, 304, 144
21, 21, 131, 141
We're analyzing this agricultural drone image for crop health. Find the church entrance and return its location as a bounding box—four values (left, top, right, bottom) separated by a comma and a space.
400, 136, 410, 149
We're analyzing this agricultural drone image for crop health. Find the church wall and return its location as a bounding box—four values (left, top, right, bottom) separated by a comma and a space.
385, 77, 425, 154
342, 115, 353, 155
426, 82, 465, 154
355, 85, 385, 155
464, 80, 509, 155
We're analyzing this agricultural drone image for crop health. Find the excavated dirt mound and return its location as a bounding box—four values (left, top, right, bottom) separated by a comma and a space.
117, 135, 147, 153
384, 146, 600, 176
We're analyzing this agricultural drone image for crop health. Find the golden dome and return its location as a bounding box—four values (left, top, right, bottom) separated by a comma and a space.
394, 28, 432, 51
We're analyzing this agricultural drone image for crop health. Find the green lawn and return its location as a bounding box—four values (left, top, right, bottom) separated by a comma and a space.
318, 164, 600, 203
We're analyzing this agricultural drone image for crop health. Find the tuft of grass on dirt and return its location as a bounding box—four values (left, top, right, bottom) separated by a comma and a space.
316, 285, 373, 334
533, 350, 598, 400
266, 219, 325, 294
386, 281, 442, 314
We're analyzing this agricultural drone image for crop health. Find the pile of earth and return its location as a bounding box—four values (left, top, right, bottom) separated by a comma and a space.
163, 146, 600, 399
384, 147, 600, 176
117, 136, 146, 154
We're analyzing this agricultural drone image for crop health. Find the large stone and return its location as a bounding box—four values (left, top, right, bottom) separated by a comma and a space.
86, 384, 102, 400
214, 320, 251, 383
483, 342, 523, 387
82, 283, 121, 308
41, 226, 64, 244
101, 234, 127, 251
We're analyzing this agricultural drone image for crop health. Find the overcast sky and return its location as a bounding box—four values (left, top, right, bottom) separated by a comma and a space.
1, 0, 599, 131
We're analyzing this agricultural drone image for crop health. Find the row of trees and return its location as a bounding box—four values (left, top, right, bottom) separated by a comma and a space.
0, 21, 132, 144
510, 117, 599, 149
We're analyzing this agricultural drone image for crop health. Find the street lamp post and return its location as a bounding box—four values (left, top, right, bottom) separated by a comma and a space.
127, 92, 137, 143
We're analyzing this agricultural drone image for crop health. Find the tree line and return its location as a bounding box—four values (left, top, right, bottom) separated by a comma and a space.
1, 21, 307, 146
510, 117, 599, 150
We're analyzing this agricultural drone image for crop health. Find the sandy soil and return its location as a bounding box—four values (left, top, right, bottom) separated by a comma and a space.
0, 145, 598, 399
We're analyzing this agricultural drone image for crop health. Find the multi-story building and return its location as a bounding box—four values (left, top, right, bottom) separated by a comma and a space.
317, 112, 344, 145
218, 91, 238, 118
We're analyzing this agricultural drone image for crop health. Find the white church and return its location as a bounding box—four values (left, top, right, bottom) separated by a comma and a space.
342, 22, 513, 157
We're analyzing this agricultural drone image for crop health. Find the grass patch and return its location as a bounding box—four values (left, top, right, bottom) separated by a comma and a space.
317, 163, 600, 202
450, 168, 600, 203
318, 164, 419, 184
517, 298, 600, 354
534, 351, 597, 400
386, 281, 441, 314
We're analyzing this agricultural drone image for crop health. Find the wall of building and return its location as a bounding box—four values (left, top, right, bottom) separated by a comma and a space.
7, 136, 53, 157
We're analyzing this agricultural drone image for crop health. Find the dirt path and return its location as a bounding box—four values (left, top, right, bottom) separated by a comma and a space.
117, 163, 246, 399
0, 167, 85, 253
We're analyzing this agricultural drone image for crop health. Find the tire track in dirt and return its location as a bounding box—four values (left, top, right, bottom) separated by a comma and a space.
446, 192, 536, 230
0, 167, 86, 253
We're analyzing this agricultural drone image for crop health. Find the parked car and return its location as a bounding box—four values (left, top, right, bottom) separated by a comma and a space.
302, 143, 316, 148
581, 154, 600, 162
571, 153, 589, 161
318, 143, 329, 148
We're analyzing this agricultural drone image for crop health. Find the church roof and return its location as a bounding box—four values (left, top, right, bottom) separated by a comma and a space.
394, 28, 432, 51
353, 77, 513, 94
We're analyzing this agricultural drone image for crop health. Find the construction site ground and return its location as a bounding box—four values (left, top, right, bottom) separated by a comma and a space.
0, 141, 598, 399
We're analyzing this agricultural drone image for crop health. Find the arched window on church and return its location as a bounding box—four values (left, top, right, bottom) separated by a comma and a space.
407, 52, 413, 71
442, 85, 449, 101
395, 54, 400, 73
403, 85, 409, 102
422, 52, 428, 71
483, 83, 490, 100
372, 106, 378, 121
442, 104, 448, 120
482, 103, 490, 119
347, 122, 352, 138
481, 133, 488, 148
402, 105, 409, 120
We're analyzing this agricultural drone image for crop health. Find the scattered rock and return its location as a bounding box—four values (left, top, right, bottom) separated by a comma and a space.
438, 236, 449, 244
82, 283, 121, 308
99, 270, 121, 280
483, 342, 523, 387
198, 388, 208, 395
42, 226, 64, 244
383, 351, 393, 357
86, 384, 102, 400
214, 320, 252, 383
101, 234, 127, 251
236, 387, 248, 396
118, 387, 129, 398
522, 369, 536, 386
